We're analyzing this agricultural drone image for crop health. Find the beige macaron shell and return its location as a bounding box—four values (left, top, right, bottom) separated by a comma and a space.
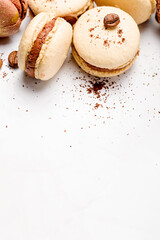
95, 0, 156, 25
35, 18, 72, 81
73, 7, 140, 70
18, 12, 56, 71
28, 0, 92, 16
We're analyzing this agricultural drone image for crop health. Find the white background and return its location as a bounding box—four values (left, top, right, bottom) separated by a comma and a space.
0, 8, 160, 240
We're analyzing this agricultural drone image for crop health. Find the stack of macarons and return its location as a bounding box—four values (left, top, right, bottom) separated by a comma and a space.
0, 0, 159, 80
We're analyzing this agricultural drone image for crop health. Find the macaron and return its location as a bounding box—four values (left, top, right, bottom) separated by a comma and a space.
94, 0, 156, 25
28, 0, 94, 17
0, 0, 28, 37
18, 13, 73, 81
72, 7, 140, 78
156, 0, 160, 23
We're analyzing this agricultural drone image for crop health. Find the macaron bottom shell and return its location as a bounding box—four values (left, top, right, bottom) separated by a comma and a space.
72, 45, 139, 78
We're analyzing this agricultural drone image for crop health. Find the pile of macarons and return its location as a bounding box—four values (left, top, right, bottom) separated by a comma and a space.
0, 0, 159, 81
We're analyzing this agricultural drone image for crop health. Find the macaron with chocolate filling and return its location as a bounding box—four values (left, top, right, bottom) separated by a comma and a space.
18, 13, 72, 81
72, 7, 140, 78
156, 0, 160, 23
0, 0, 28, 37
28, 0, 94, 17
94, 0, 156, 25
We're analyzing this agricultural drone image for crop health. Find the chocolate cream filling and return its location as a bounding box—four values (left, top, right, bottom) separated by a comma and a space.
73, 45, 139, 72
26, 18, 57, 78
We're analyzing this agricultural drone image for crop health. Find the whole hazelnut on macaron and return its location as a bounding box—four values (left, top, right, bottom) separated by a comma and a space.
0, 0, 28, 37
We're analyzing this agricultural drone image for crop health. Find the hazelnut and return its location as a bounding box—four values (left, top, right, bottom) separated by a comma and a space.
0, 59, 3, 69
8, 51, 18, 68
0, 0, 28, 37
104, 14, 120, 28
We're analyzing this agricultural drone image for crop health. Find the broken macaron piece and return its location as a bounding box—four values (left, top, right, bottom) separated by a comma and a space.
18, 13, 73, 81
28, 0, 94, 18
0, 0, 28, 37
72, 7, 140, 78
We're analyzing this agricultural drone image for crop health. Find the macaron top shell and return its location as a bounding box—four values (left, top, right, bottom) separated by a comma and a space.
28, 0, 91, 16
73, 7, 140, 70
94, 0, 156, 25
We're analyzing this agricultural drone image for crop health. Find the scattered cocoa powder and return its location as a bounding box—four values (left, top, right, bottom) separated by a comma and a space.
3, 72, 7, 78
94, 103, 103, 109
117, 29, 123, 37
87, 82, 105, 96
104, 39, 110, 47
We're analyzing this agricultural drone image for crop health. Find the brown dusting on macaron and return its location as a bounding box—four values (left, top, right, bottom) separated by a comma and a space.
26, 18, 57, 78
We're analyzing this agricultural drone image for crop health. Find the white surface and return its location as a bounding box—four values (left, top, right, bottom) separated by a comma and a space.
0, 11, 160, 240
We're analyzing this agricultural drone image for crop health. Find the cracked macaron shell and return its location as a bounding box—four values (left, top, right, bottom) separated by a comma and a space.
18, 13, 73, 80
28, 0, 92, 17
0, 0, 28, 37
95, 0, 156, 25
